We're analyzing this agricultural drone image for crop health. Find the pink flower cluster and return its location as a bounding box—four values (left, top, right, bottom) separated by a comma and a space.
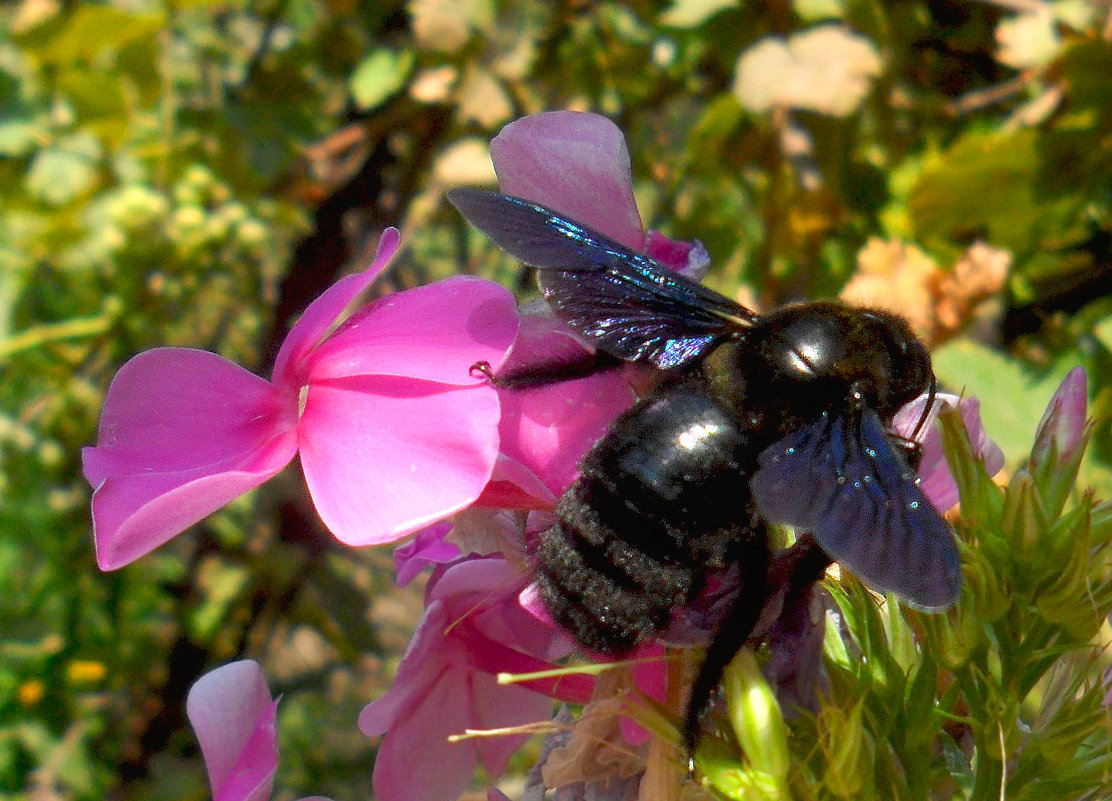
82, 231, 518, 568
83, 111, 1087, 801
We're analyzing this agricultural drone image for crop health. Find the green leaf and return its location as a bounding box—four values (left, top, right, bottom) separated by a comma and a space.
908, 129, 1083, 255
0, 118, 39, 156
660, 0, 737, 28
24, 131, 102, 205
15, 5, 162, 66
349, 48, 414, 111
932, 339, 1076, 468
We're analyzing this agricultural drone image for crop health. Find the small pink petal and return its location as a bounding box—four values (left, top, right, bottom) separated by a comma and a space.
83, 348, 296, 483
644, 231, 710, 279
394, 523, 461, 586
491, 111, 644, 249
90, 448, 296, 570
474, 456, 559, 510
272, 228, 401, 390
186, 661, 278, 801
298, 378, 501, 545
1032, 366, 1087, 464
82, 348, 299, 570
518, 582, 554, 627
497, 371, 633, 499
306, 276, 518, 386
894, 393, 1003, 511
370, 670, 477, 801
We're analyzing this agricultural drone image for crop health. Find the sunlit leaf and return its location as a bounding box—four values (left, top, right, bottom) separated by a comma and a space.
733, 25, 881, 117
409, 0, 494, 53
24, 131, 102, 205
15, 5, 162, 65
659, 0, 737, 28
0, 119, 39, 157
996, 10, 1061, 69
908, 129, 1084, 255
349, 48, 415, 111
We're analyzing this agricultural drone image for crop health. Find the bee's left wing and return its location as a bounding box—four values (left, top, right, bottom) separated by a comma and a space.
448, 188, 757, 370
750, 408, 961, 611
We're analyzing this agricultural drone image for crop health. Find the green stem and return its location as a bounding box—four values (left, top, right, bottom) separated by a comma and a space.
0, 315, 111, 362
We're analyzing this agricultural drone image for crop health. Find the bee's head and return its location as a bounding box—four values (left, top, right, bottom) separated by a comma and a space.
850, 308, 934, 418
753, 301, 934, 421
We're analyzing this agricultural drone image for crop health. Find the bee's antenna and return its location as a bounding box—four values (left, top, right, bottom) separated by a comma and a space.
910, 372, 938, 443
470, 361, 495, 382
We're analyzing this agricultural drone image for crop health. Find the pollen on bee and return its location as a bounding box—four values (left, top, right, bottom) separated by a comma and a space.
678, 422, 720, 450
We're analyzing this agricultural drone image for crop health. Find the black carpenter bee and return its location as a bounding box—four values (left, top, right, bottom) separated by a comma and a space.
448, 188, 961, 748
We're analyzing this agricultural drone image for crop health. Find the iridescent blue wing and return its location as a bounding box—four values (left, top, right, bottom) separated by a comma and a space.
750, 408, 961, 610
448, 188, 757, 370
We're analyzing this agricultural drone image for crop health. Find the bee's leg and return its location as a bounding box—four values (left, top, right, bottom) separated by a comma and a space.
759, 535, 833, 713
683, 535, 831, 753
767, 533, 834, 600
683, 545, 771, 752
471, 351, 623, 390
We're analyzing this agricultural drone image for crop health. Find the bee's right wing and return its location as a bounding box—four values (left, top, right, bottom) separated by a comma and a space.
750, 408, 962, 611
448, 188, 758, 370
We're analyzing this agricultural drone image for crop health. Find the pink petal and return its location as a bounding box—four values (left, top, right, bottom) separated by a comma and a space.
305, 276, 518, 386
490, 111, 644, 249
82, 348, 298, 570
644, 231, 710, 279
471, 675, 554, 776
1032, 366, 1088, 465
186, 661, 279, 801
893, 393, 1003, 511
298, 378, 501, 545
492, 310, 635, 499
272, 228, 401, 390
474, 455, 559, 510
497, 372, 633, 499
89, 456, 295, 571
394, 523, 461, 587
370, 669, 478, 801
83, 348, 295, 482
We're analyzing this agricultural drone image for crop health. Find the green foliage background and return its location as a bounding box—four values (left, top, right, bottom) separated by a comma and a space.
0, 0, 1110, 799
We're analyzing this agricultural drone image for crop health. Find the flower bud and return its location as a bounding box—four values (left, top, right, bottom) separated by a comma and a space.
818, 698, 874, 799
961, 543, 1009, 623
1029, 367, 1088, 517
1001, 470, 1052, 590
1034, 505, 1107, 639
724, 651, 790, 796
921, 592, 986, 670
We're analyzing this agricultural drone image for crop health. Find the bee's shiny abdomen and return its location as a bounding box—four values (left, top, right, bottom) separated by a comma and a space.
535, 385, 765, 654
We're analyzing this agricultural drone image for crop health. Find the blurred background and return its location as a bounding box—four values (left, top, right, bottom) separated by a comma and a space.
1, 0, 1110, 799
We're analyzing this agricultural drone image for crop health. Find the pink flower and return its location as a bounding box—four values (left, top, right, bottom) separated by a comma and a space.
1031, 365, 1088, 467
360, 557, 594, 801
477, 306, 637, 508
83, 229, 519, 569
490, 112, 708, 277
394, 522, 461, 587
186, 660, 330, 801
475, 112, 706, 507
892, 392, 1005, 511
